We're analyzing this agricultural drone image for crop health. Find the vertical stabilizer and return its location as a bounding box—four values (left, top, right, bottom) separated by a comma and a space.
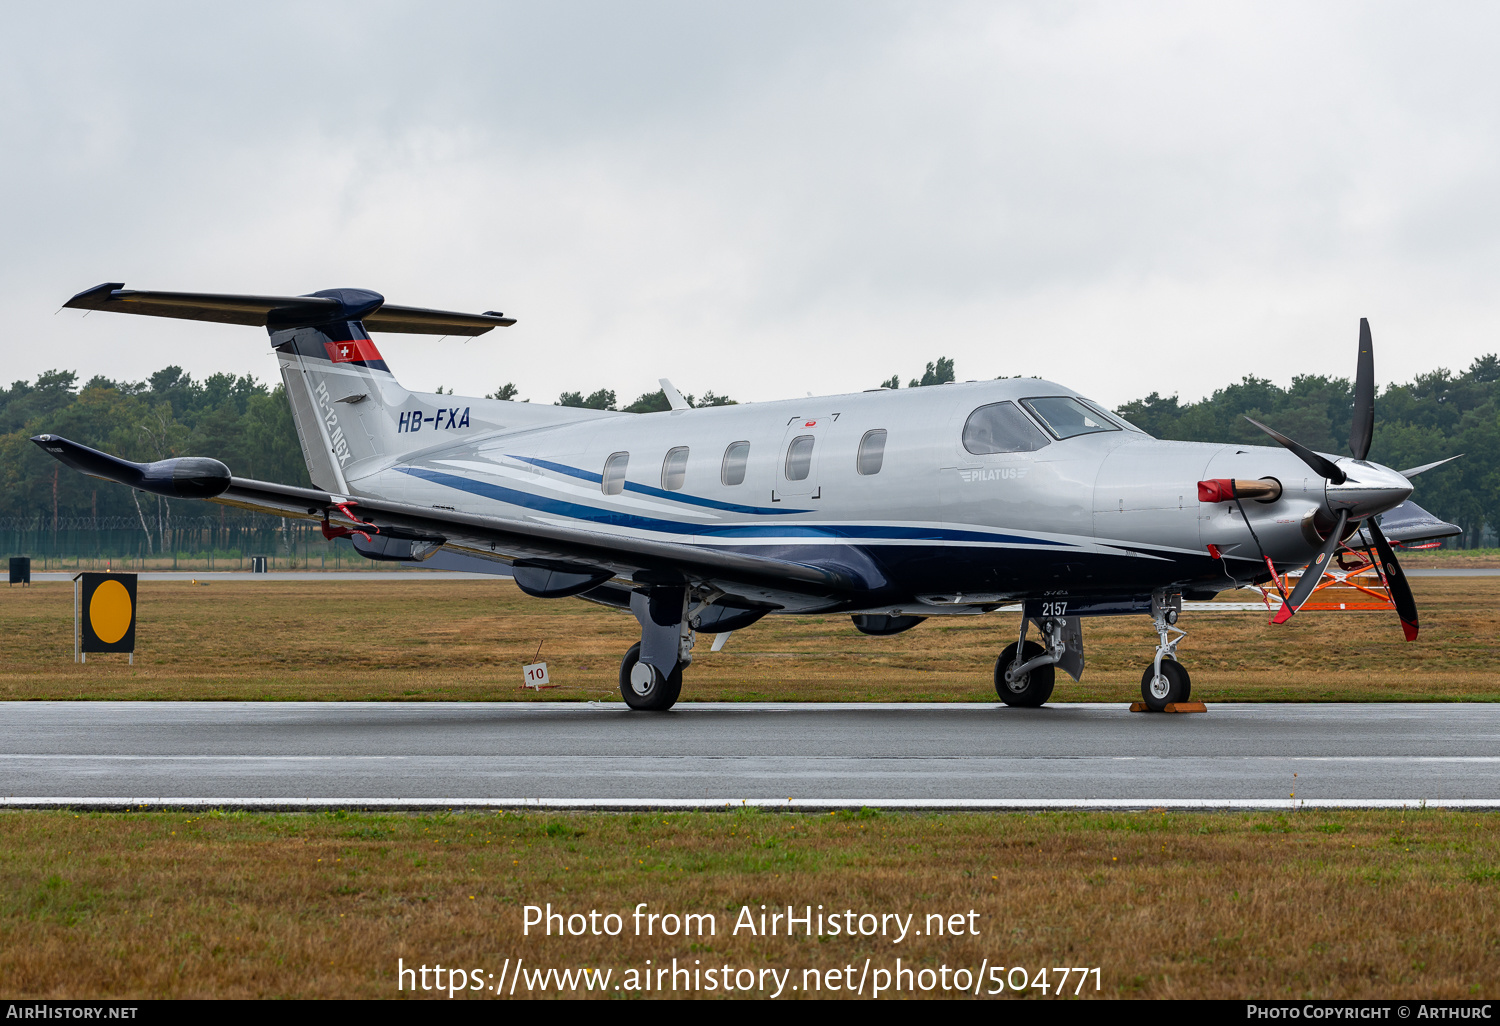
273, 320, 407, 493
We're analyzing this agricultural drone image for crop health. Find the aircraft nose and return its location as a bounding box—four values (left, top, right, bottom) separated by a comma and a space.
1325, 461, 1413, 521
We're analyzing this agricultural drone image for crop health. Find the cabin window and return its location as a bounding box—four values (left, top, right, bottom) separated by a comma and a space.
962, 402, 1050, 454
1020, 396, 1122, 440
857, 429, 887, 475
784, 435, 815, 481
661, 446, 689, 491
602, 451, 629, 495
721, 441, 750, 486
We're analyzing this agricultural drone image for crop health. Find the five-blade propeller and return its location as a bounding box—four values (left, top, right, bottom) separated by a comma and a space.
1243, 318, 1423, 639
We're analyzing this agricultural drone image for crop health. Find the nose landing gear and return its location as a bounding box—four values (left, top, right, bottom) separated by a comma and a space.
1140, 591, 1191, 711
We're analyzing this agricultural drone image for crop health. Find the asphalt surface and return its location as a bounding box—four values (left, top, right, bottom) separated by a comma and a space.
2, 701, 1497, 810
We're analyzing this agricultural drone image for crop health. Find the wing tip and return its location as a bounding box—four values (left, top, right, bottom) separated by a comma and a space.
63, 282, 125, 311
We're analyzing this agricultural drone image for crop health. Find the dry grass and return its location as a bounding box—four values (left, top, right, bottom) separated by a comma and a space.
1391, 548, 1500, 569
0, 808, 1496, 999
1, 577, 1497, 703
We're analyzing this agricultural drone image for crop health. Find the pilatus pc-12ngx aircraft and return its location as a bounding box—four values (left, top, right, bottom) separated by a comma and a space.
35, 283, 1461, 711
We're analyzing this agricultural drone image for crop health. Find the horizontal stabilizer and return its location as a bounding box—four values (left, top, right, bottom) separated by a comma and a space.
63, 283, 515, 335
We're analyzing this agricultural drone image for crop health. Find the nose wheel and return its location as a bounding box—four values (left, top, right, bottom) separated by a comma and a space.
1140, 658, 1191, 711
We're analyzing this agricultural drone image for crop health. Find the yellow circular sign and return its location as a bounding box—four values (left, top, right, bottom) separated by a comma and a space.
89, 579, 133, 644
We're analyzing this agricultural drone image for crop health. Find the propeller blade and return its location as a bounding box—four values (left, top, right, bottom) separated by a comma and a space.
1350, 318, 1375, 461
1271, 509, 1349, 624
1398, 454, 1463, 478
1365, 518, 1419, 641
1244, 416, 1348, 484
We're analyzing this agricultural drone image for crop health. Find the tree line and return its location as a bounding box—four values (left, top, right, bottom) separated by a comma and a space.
1, 352, 1494, 549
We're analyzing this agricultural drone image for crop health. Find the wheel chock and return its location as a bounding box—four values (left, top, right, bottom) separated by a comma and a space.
1129, 702, 1207, 713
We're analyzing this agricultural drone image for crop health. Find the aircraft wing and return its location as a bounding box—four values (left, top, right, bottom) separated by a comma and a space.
1350, 499, 1463, 547
31, 434, 855, 597
223, 478, 853, 594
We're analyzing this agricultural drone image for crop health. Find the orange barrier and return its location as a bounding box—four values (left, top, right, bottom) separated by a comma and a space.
1250, 545, 1396, 613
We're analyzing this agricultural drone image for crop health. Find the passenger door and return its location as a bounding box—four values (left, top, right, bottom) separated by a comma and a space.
774, 413, 836, 503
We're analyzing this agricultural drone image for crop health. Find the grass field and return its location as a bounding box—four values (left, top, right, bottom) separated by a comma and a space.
1, 808, 1496, 999
4, 579, 1498, 1000
2, 576, 1498, 703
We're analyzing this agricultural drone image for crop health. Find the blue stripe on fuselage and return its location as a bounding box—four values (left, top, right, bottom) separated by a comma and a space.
397, 466, 1065, 546
506, 455, 808, 516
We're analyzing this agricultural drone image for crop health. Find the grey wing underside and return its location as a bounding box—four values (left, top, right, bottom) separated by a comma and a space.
214, 477, 855, 598
1349, 499, 1463, 547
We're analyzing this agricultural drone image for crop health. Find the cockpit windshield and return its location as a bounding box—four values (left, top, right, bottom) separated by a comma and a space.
1020, 396, 1122, 440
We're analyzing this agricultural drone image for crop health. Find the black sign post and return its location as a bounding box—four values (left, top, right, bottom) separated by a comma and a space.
74, 572, 137, 664
8, 557, 29, 586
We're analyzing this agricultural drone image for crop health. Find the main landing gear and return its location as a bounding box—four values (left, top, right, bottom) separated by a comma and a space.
619, 642, 683, 711
1140, 591, 1191, 712
619, 586, 695, 711
994, 615, 1083, 707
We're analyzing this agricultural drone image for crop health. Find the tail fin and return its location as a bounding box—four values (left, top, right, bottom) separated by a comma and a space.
272, 319, 512, 493
273, 320, 406, 492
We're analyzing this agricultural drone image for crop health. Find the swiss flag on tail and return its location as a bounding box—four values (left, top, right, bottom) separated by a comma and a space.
324, 338, 384, 364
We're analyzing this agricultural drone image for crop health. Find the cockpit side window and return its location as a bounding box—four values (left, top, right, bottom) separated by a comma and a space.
962, 402, 1051, 455
1020, 396, 1122, 440
1078, 398, 1146, 434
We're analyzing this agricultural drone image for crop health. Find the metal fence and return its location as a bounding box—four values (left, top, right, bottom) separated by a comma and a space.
0, 515, 376, 571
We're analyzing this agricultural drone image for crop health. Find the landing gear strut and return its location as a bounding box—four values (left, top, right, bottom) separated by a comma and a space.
620, 586, 695, 711
994, 615, 1082, 707
1140, 591, 1191, 711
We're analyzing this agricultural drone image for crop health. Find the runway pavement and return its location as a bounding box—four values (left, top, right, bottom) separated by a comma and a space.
2, 701, 1498, 811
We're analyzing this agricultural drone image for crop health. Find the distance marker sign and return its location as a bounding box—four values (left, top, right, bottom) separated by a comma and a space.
74, 572, 137, 658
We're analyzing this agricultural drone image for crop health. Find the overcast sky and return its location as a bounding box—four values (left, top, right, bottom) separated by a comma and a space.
4, 1, 1499, 408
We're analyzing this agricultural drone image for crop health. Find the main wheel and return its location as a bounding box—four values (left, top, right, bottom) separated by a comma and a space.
995, 640, 1054, 707
619, 642, 683, 711
1140, 659, 1190, 711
